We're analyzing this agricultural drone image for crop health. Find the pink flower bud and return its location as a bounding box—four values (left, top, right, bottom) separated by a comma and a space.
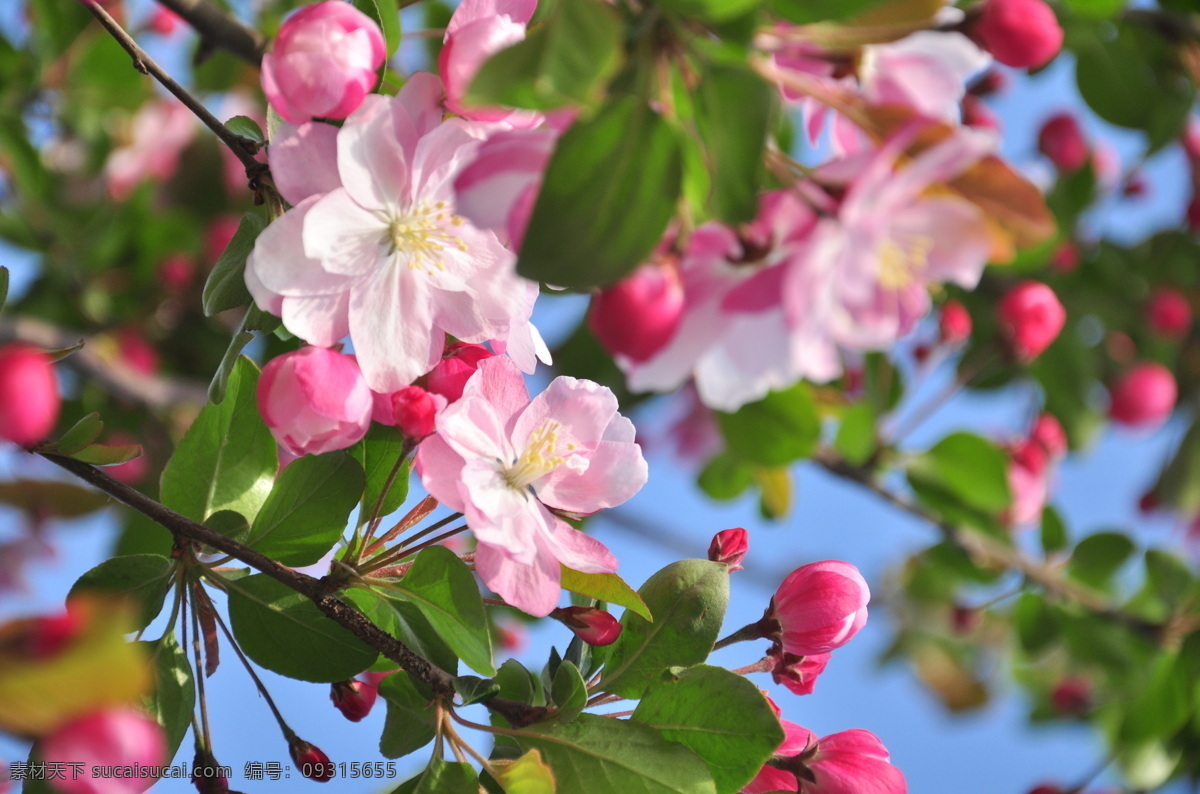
1037, 113, 1088, 172
1146, 289, 1192, 339
257, 347, 373, 457
149, 6, 181, 35
971, 0, 1063, 69
41, 708, 166, 794
803, 730, 907, 794
770, 650, 830, 696
1030, 413, 1067, 460
261, 1, 386, 124
1109, 363, 1177, 429
1007, 439, 1050, 527
390, 385, 441, 440
439, 0, 537, 123
116, 327, 160, 376
0, 344, 60, 447
589, 263, 685, 363
426, 343, 495, 403
106, 432, 149, 485
1049, 676, 1091, 716
1049, 240, 1079, 273
997, 281, 1066, 362
938, 300, 972, 345
290, 739, 334, 782
771, 561, 870, 657
27, 607, 84, 659
330, 677, 380, 722
551, 606, 623, 646
707, 528, 749, 571
158, 253, 194, 292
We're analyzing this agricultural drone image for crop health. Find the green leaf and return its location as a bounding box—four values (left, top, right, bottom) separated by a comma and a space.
227, 573, 377, 682
697, 453, 754, 501
350, 425, 412, 526
550, 660, 587, 724
51, 412, 103, 454
560, 568, 652, 621
716, 383, 820, 467
1013, 592, 1057, 656
516, 713, 717, 794
1069, 531, 1135, 590
1040, 507, 1069, 554
161, 356, 277, 524
516, 97, 683, 290
834, 403, 876, 466
455, 675, 501, 706
657, 0, 761, 22
0, 480, 109, 518
69, 554, 175, 632
71, 442, 144, 466
391, 546, 496, 676
1141, 549, 1195, 610
495, 658, 543, 707
493, 749, 556, 794
602, 560, 729, 699
465, 0, 623, 111
412, 759, 479, 793
693, 60, 774, 224
379, 671, 438, 759
907, 432, 1011, 513
633, 665, 783, 794
347, 587, 459, 674
770, 0, 885, 23
202, 212, 266, 317
1119, 653, 1190, 744
140, 633, 195, 762
225, 115, 265, 144
354, 0, 402, 59
247, 451, 363, 566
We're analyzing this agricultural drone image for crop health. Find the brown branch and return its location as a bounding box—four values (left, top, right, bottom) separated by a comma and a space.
38, 452, 546, 729
84, 2, 268, 189
154, 0, 266, 65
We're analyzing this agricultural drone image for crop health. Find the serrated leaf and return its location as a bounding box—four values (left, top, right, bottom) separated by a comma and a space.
560, 568, 652, 621
350, 424, 412, 526
347, 587, 459, 674
413, 759, 479, 793
69, 554, 175, 631
602, 560, 729, 699
455, 675, 501, 706
202, 212, 266, 317
162, 356, 277, 524
226, 573, 377, 682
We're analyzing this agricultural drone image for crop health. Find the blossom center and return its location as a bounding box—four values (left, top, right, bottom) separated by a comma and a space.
385, 200, 468, 273
877, 235, 932, 290
503, 420, 577, 490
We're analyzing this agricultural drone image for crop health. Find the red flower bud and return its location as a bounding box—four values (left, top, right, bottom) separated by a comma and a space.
1146, 289, 1192, 340
771, 560, 870, 657
1049, 676, 1091, 717
938, 300, 972, 345
589, 262, 684, 363
1037, 113, 1088, 172
997, 281, 1066, 362
289, 739, 334, 782
390, 385, 440, 440
1030, 413, 1067, 460
330, 677, 379, 722
426, 343, 494, 403
707, 528, 749, 571
26, 607, 84, 660
149, 6, 181, 35
1189, 195, 1200, 231
1049, 240, 1079, 273
770, 650, 830, 696
950, 605, 980, 635
551, 606, 622, 646
0, 344, 60, 447
1109, 363, 1177, 429
192, 748, 230, 793
972, 0, 1063, 69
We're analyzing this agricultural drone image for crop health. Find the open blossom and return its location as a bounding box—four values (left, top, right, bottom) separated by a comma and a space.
744, 726, 907, 794
859, 32, 990, 125
40, 708, 166, 794
104, 99, 196, 200
246, 74, 544, 393
417, 357, 647, 616
454, 126, 557, 249
439, 0, 538, 124
261, 1, 386, 123
771, 560, 870, 657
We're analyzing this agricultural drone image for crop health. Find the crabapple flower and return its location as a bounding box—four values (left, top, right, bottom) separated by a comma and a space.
939, 300, 972, 344
771, 650, 830, 696
454, 127, 557, 248
330, 677, 380, 722
970, 0, 1062, 69
1109, 363, 1177, 429
247, 75, 543, 392
40, 708, 166, 794
859, 32, 990, 124
104, 99, 196, 200
1031, 413, 1067, 460
417, 357, 647, 616
1147, 289, 1192, 339
744, 723, 906, 794
551, 606, 622, 646
426, 343, 495, 402
771, 561, 870, 657
289, 738, 335, 782
390, 385, 444, 440
1038, 113, 1088, 172
1007, 438, 1050, 527
0, 344, 60, 447
261, 1, 386, 124
997, 281, 1066, 361
257, 347, 373, 457
589, 262, 686, 363
708, 528, 749, 571
439, 0, 538, 124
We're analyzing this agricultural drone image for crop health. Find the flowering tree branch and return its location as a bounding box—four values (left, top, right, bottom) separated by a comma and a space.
36, 451, 547, 729
154, 0, 267, 65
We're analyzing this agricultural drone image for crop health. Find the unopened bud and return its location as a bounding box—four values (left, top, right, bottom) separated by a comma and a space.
330, 678, 379, 723
938, 301, 972, 345
707, 528, 749, 571
770, 649, 830, 696
192, 748, 230, 793
289, 739, 334, 782
391, 385, 441, 441
1049, 676, 1091, 717
551, 606, 622, 646
997, 281, 1066, 362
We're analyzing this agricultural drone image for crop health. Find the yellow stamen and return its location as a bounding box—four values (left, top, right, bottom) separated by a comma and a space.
877, 235, 932, 290
385, 199, 470, 274
504, 420, 568, 490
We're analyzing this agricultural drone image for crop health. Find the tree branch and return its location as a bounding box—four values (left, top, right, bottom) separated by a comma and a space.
154, 0, 266, 65
38, 452, 546, 729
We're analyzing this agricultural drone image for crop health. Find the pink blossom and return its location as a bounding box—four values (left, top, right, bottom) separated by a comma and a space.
1146, 289, 1192, 339
0, 344, 60, 447
708, 528, 749, 571
104, 99, 196, 200
1109, 363, 1177, 429
417, 357, 646, 616
1037, 113, 1088, 172
40, 708, 166, 794
1007, 438, 1050, 527
247, 74, 544, 392
771, 560, 870, 657
390, 385, 444, 440
859, 32, 990, 124
590, 262, 686, 363
551, 606, 622, 646
970, 0, 1063, 69
158, 253, 194, 292
938, 300, 972, 344
454, 127, 557, 248
771, 650, 830, 696
742, 719, 812, 793
1030, 413, 1067, 460
802, 729, 907, 794
997, 281, 1066, 361
261, 1, 386, 124
439, 0, 539, 124
148, 6, 181, 36
257, 347, 373, 457
427, 343, 495, 403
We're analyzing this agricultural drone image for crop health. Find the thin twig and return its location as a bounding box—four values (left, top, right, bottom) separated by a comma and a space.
154, 0, 266, 65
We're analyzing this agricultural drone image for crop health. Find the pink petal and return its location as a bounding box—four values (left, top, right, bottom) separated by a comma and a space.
282, 292, 351, 348
475, 535, 562, 617
541, 521, 618, 574
414, 434, 469, 512
253, 197, 352, 295
337, 94, 410, 210
270, 119, 342, 206
302, 188, 389, 277
348, 262, 442, 392
513, 376, 619, 453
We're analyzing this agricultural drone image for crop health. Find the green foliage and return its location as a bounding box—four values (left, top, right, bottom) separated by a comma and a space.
353, 0, 402, 60
834, 402, 877, 466
716, 383, 820, 467
602, 560, 729, 699
226, 574, 377, 682
140, 633, 195, 762
770, 0, 886, 23
350, 425, 412, 526
657, 0, 761, 22
908, 432, 1012, 513
347, 588, 460, 674
379, 671, 438, 759
224, 116, 265, 144
202, 211, 266, 317
1068, 531, 1136, 590
697, 453, 755, 501
69, 554, 174, 631
550, 659, 588, 723
559, 568, 652, 620
162, 357, 277, 524
516, 96, 683, 290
